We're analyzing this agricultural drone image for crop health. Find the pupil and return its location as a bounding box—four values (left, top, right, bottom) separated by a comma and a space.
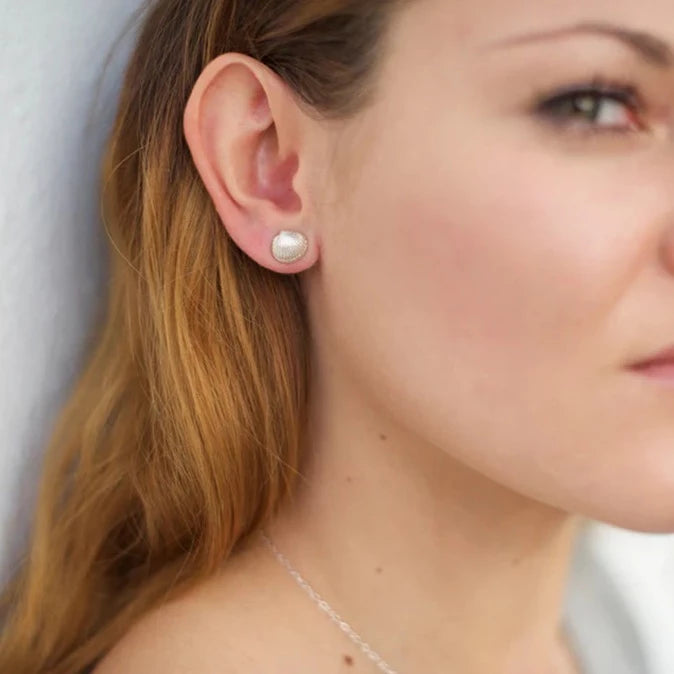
574, 95, 597, 118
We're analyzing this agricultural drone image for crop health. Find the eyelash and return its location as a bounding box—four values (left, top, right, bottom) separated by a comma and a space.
532, 73, 647, 136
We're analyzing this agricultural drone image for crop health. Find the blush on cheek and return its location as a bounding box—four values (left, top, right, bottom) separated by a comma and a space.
388, 182, 594, 376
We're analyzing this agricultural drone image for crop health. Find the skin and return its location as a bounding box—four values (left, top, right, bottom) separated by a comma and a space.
96, 0, 674, 672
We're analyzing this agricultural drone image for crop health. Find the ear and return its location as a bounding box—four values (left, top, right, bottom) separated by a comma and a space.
183, 52, 325, 272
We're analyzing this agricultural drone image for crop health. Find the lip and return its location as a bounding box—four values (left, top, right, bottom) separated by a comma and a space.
628, 345, 674, 383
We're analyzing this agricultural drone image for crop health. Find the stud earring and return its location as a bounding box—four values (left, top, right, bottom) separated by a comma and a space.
271, 230, 309, 263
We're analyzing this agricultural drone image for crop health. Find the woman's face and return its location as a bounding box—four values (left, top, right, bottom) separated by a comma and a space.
310, 0, 674, 531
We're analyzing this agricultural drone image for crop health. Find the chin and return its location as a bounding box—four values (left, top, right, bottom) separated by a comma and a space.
582, 500, 674, 534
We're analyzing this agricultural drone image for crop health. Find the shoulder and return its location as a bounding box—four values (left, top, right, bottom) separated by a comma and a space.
90, 593, 246, 673
92, 539, 280, 673
92, 533, 360, 674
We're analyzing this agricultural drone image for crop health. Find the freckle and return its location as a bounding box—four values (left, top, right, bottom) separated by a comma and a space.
346, 475, 352, 483
379, 433, 387, 441
343, 654, 354, 666
375, 566, 383, 574
511, 557, 521, 566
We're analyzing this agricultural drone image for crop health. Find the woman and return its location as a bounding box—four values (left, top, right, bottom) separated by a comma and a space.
2, 0, 674, 672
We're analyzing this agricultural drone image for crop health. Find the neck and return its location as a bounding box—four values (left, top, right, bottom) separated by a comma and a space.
265, 367, 583, 674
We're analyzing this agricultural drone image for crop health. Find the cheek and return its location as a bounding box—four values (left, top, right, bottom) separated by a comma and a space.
372, 172, 596, 380
324, 145, 635, 451
325, 121, 639, 397
385, 138, 658, 381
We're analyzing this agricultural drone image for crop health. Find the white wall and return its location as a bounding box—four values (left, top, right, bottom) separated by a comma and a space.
0, 0, 145, 582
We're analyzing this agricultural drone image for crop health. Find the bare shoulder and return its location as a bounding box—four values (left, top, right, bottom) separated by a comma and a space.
93, 533, 367, 674
92, 538, 288, 674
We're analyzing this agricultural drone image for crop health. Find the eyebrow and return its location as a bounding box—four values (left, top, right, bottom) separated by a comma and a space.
484, 21, 673, 69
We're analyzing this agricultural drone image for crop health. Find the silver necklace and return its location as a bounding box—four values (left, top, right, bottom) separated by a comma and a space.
260, 529, 583, 674
259, 528, 400, 674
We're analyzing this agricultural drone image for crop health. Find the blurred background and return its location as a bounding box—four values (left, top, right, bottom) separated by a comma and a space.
0, 1, 673, 671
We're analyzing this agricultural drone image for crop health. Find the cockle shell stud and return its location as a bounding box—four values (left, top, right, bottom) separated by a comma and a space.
271, 230, 309, 263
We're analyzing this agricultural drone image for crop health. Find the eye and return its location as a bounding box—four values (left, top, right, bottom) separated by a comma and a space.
534, 76, 646, 135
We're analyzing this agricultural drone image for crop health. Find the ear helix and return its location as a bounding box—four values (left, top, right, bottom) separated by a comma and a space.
270, 230, 309, 263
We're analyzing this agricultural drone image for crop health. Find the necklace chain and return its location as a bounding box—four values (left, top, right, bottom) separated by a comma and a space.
259, 529, 583, 674
260, 529, 400, 674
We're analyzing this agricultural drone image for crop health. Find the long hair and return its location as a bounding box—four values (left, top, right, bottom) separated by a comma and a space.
0, 1, 405, 672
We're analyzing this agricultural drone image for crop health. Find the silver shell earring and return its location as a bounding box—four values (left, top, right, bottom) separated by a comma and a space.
271, 230, 309, 264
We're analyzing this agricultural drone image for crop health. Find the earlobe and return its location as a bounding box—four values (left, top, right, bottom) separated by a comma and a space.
182, 52, 319, 274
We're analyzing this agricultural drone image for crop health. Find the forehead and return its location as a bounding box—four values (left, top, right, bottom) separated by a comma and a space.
394, 0, 674, 50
